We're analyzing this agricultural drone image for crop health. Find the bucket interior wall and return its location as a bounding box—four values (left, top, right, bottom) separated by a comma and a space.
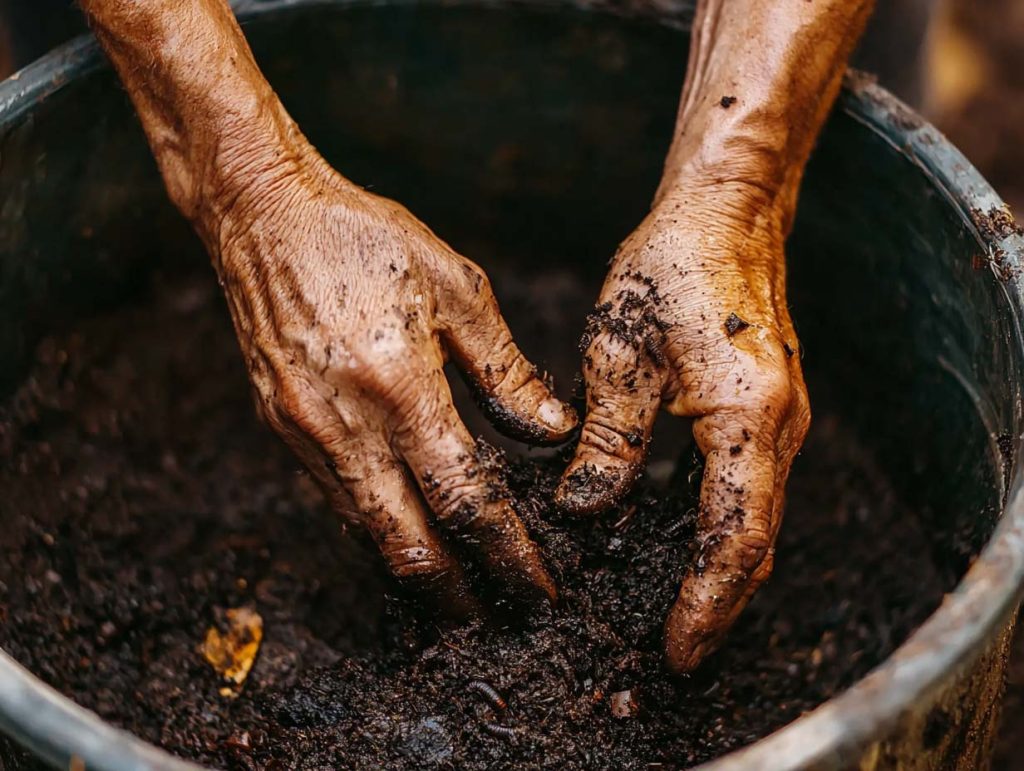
0, 2, 1007, 618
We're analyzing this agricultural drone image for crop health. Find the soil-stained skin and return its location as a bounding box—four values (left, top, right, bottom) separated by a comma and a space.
0, 275, 949, 770
76, 0, 877, 672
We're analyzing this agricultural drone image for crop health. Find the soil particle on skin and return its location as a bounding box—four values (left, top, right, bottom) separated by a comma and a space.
579, 281, 669, 367
0, 275, 950, 770
724, 312, 750, 337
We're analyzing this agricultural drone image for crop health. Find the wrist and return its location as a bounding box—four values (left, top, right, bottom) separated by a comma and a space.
83, 0, 313, 226
655, 0, 874, 232
654, 150, 790, 236
655, 86, 804, 210
211, 160, 364, 277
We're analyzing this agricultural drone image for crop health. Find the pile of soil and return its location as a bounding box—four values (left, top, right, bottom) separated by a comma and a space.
0, 275, 949, 769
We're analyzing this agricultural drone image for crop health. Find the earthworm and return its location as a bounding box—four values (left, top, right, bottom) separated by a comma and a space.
466, 679, 507, 711
482, 721, 518, 739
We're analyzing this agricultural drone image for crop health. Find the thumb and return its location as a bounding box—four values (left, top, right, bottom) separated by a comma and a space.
439, 260, 577, 444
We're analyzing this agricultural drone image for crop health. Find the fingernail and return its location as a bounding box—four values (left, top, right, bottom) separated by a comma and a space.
555, 462, 628, 514
537, 397, 577, 433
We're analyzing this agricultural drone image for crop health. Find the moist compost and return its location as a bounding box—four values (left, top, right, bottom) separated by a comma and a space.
0, 274, 948, 770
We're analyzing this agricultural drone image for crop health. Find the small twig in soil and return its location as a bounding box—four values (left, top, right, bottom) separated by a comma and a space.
612, 505, 638, 532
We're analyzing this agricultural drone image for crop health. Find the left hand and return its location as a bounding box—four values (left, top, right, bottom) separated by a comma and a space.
556, 179, 811, 673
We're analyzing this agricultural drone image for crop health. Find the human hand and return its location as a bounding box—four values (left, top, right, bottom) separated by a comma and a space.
79, 0, 578, 618
556, 180, 810, 672
215, 152, 577, 616
551, 0, 871, 672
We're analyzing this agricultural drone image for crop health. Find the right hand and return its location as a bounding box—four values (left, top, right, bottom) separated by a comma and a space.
210, 148, 577, 618
78, 0, 576, 618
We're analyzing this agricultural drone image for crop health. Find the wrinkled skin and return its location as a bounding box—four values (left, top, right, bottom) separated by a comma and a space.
217, 158, 579, 614
81, 0, 871, 672
557, 0, 873, 671
557, 183, 810, 672
82, 0, 577, 616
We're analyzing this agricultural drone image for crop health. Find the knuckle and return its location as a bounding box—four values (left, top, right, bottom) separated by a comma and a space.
751, 362, 792, 405
459, 260, 491, 297
486, 341, 526, 392
580, 412, 644, 460
730, 528, 772, 573
582, 329, 622, 366
274, 318, 322, 356
791, 383, 812, 442
433, 480, 485, 532
276, 376, 316, 425
421, 457, 495, 535
341, 346, 379, 387
581, 333, 651, 390
348, 356, 393, 395
444, 259, 495, 320
749, 548, 775, 585
731, 361, 793, 423
270, 373, 343, 452
348, 346, 424, 410
391, 387, 442, 442
695, 419, 735, 453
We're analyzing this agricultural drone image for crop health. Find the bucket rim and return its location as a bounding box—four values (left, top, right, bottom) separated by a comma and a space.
1, 2, 1023, 769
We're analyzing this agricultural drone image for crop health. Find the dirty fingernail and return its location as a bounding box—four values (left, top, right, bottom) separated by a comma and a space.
555, 461, 630, 514
538, 397, 577, 433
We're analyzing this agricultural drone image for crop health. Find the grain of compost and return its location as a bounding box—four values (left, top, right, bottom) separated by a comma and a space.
0, 274, 948, 770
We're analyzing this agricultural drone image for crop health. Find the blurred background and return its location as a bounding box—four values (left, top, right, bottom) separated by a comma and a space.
0, 0, 1021, 766
923, 6, 1024, 768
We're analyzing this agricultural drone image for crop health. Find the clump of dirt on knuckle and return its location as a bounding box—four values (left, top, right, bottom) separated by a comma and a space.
0, 275, 949, 769
561, 461, 626, 507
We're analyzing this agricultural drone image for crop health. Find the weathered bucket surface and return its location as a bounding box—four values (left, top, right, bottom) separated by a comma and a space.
1, 1, 1023, 769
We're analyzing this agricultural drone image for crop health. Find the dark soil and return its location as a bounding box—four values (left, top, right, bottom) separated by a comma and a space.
0, 274, 949, 769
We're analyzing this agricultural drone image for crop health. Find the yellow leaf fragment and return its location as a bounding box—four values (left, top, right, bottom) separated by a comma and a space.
202, 606, 263, 693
